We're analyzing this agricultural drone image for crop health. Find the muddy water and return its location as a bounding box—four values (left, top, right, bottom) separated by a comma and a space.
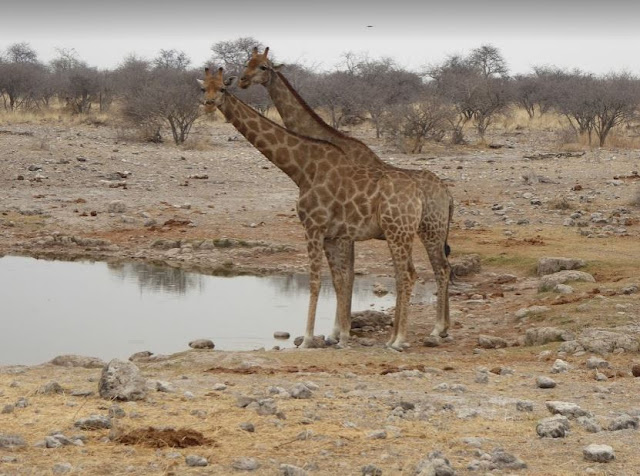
0, 256, 435, 365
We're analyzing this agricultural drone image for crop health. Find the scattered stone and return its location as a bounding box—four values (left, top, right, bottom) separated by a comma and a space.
239, 422, 255, 433
74, 415, 112, 430
281, 464, 308, 476
290, 383, 313, 399
361, 464, 383, 476
538, 270, 595, 292
129, 351, 153, 362
586, 356, 610, 369
52, 462, 73, 474
212, 383, 227, 391
1, 404, 14, 414
15, 397, 28, 408
490, 449, 527, 470
632, 364, 640, 377
0, 434, 27, 448
583, 444, 615, 463
232, 457, 260, 471
537, 257, 586, 276
108, 405, 126, 419
554, 284, 574, 294
515, 306, 551, 320
274, 331, 290, 339
107, 200, 126, 213
477, 334, 508, 349
525, 327, 574, 346
188, 339, 215, 349
537, 415, 570, 438
255, 399, 278, 416
155, 381, 175, 393
516, 400, 534, 412
546, 401, 591, 419
366, 430, 387, 440
50, 354, 106, 369
372, 283, 389, 296
577, 416, 602, 433
350, 310, 392, 329
536, 376, 557, 389
415, 451, 456, 475
98, 359, 147, 401
451, 254, 481, 276
576, 329, 640, 355
551, 359, 570, 374
37, 381, 65, 395
607, 414, 639, 431
185, 455, 208, 467
475, 371, 489, 384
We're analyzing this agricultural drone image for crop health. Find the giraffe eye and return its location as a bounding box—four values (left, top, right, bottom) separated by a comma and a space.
259, 65, 268, 71
220, 88, 226, 93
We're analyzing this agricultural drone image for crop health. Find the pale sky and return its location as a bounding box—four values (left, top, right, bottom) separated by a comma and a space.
1, 0, 639, 75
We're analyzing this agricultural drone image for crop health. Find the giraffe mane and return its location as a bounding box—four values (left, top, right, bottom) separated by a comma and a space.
274, 71, 374, 151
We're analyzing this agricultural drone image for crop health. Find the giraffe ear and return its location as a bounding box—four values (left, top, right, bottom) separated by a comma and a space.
196, 79, 205, 88
272, 63, 284, 71
224, 76, 238, 87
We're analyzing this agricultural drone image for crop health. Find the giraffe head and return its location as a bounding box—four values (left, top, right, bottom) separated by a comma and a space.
197, 67, 236, 113
238, 46, 281, 89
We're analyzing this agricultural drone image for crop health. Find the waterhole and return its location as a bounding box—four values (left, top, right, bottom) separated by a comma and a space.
0, 256, 434, 365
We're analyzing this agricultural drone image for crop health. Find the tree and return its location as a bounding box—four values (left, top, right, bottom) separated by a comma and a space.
427, 46, 511, 142
0, 43, 46, 111
591, 73, 640, 146
153, 49, 191, 70
383, 87, 453, 153
210, 37, 264, 76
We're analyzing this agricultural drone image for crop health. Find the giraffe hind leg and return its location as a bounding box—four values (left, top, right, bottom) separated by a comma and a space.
418, 228, 451, 338
323, 239, 354, 348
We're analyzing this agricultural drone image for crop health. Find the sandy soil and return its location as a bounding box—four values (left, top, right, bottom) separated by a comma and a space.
1, 117, 639, 475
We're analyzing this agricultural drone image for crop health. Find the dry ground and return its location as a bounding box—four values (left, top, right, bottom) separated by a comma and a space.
1, 111, 639, 475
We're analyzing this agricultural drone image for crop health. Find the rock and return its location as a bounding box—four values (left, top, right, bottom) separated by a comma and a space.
515, 306, 551, 320
546, 401, 591, 419
537, 257, 586, 276
451, 254, 481, 276
232, 457, 260, 471
255, 399, 278, 416
239, 422, 255, 433
577, 416, 602, 433
50, 354, 106, 369
583, 444, 615, 463
281, 464, 308, 476
372, 283, 389, 296
74, 415, 112, 430
536, 376, 557, 389
0, 434, 27, 448
155, 381, 175, 393
98, 359, 147, 401
551, 359, 570, 374
185, 455, 208, 467
107, 200, 126, 213
539, 270, 595, 292
129, 351, 153, 362
632, 364, 640, 377
477, 334, 508, 349
537, 415, 570, 438
607, 414, 639, 431
274, 331, 290, 339
577, 329, 639, 355
37, 381, 65, 395
366, 430, 387, 439
516, 400, 534, 412
1, 405, 14, 414
361, 464, 383, 476
423, 335, 441, 347
188, 339, 215, 349
52, 463, 73, 474
108, 405, 126, 419
525, 327, 574, 346
351, 310, 392, 329
415, 451, 456, 475
586, 356, 609, 369
490, 449, 527, 470
290, 383, 313, 399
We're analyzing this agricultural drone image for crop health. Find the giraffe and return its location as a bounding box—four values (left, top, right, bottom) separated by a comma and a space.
198, 67, 451, 350
239, 48, 454, 343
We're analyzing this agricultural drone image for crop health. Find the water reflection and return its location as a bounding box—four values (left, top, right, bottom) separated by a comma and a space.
0, 256, 434, 366
107, 262, 204, 295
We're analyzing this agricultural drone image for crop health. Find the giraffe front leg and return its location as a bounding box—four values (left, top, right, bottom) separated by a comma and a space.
302, 231, 324, 349
324, 239, 354, 348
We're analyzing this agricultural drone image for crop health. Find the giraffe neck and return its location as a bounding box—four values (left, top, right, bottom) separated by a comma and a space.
268, 71, 386, 168
217, 92, 335, 188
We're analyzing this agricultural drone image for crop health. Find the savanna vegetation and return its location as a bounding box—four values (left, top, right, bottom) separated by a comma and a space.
1, 38, 640, 150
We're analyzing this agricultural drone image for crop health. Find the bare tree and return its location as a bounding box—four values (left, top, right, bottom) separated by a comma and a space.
210, 37, 265, 76
469, 44, 509, 79
0, 43, 46, 110
591, 73, 640, 146
154, 49, 191, 70
383, 87, 453, 153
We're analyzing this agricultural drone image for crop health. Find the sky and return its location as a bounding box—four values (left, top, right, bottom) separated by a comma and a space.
1, 0, 640, 75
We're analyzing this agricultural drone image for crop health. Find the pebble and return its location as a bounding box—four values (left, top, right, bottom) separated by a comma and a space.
536, 376, 557, 388
185, 455, 208, 467
232, 457, 260, 471
537, 416, 570, 438
74, 415, 112, 430
188, 339, 215, 349
281, 464, 308, 476
583, 444, 615, 463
